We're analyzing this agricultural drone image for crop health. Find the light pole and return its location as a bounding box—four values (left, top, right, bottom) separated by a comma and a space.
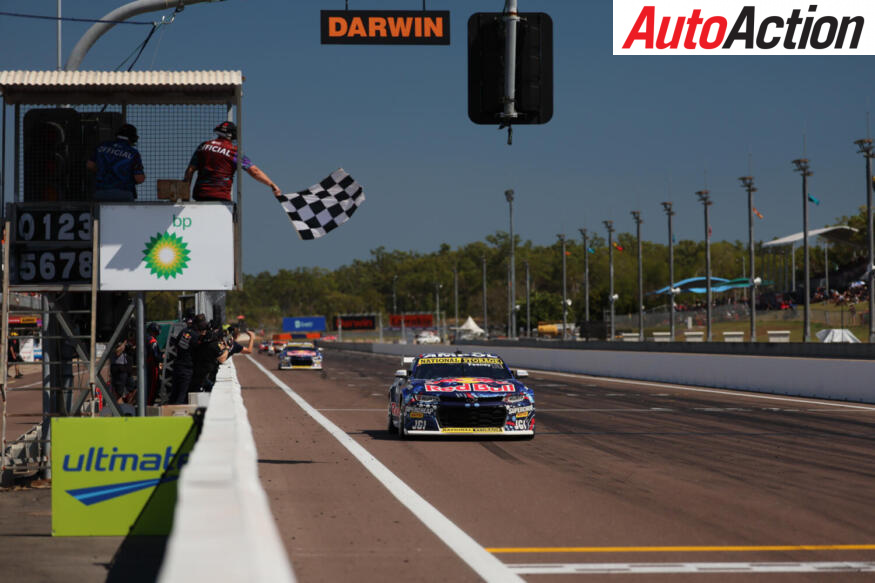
854, 138, 875, 342
661, 202, 675, 340
453, 264, 459, 343
524, 260, 531, 337
739, 176, 757, 342
696, 190, 713, 341
482, 254, 488, 337
579, 228, 590, 326
792, 158, 813, 342
557, 234, 568, 340
392, 275, 398, 315
435, 282, 442, 339
604, 220, 616, 341
505, 189, 516, 339
631, 211, 644, 341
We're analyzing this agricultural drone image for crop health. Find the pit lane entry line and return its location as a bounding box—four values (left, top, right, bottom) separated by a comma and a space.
246, 355, 524, 583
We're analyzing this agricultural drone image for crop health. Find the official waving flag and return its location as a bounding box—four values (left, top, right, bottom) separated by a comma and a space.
275, 169, 365, 240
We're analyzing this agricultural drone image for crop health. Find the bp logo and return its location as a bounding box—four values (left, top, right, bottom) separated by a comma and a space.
142, 232, 191, 279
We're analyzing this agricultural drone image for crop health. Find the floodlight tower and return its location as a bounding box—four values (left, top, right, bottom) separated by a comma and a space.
505, 189, 516, 339
631, 211, 644, 341
604, 220, 616, 341
792, 158, 813, 342
854, 138, 875, 343
696, 190, 713, 341
661, 202, 675, 341
558, 233, 568, 340
579, 228, 590, 326
738, 176, 758, 342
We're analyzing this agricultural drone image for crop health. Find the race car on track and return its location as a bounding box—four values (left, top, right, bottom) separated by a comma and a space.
277, 342, 323, 370
387, 352, 534, 438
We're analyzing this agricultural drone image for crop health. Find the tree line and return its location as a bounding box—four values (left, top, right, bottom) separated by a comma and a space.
143, 207, 870, 333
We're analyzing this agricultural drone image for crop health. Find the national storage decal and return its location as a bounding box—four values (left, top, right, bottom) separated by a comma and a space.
52, 417, 197, 536
321, 10, 450, 45
613, 1, 875, 55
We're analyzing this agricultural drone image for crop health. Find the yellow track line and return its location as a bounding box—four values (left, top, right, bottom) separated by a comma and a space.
487, 545, 875, 553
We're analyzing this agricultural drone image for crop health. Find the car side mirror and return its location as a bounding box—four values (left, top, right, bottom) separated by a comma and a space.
394, 369, 408, 378
515, 369, 529, 378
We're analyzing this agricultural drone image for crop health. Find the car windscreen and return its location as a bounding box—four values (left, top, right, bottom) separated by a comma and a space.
412, 356, 512, 380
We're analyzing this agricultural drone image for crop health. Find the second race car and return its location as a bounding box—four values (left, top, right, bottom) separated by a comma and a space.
277, 342, 323, 370
387, 352, 534, 438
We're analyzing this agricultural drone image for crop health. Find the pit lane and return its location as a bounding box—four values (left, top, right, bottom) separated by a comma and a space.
237, 349, 875, 582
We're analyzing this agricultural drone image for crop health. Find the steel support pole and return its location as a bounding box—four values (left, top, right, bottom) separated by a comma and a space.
525, 261, 531, 337
604, 221, 615, 341
662, 203, 675, 341
697, 190, 712, 342
740, 176, 757, 342
453, 265, 459, 341
857, 140, 875, 342
482, 255, 488, 337
868, 152, 874, 342
559, 234, 567, 340
506, 190, 515, 339
632, 212, 643, 341
579, 229, 590, 325
793, 158, 813, 342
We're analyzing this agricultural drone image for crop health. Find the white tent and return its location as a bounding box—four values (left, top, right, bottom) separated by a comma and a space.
457, 316, 486, 339
816, 328, 861, 343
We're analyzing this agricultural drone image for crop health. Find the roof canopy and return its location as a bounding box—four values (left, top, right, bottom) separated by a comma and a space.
0, 70, 242, 105
762, 225, 859, 248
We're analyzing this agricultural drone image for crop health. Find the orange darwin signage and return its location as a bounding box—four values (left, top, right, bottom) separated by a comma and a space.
321, 10, 450, 45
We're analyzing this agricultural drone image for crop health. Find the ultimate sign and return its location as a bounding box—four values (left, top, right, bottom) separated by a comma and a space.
614, 3, 869, 55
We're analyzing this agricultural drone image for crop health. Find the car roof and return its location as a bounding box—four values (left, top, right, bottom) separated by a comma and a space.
415, 352, 503, 361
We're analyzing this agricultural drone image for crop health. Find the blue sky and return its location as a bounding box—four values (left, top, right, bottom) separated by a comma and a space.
2, 1, 875, 274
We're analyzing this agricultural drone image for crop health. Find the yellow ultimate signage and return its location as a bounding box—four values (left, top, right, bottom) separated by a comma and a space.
51, 417, 198, 536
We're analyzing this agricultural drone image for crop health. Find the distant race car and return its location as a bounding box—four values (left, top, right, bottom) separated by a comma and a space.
277, 342, 323, 370
258, 342, 271, 354
387, 352, 534, 438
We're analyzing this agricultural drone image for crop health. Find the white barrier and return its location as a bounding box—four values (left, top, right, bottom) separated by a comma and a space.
158, 359, 295, 583
368, 343, 875, 404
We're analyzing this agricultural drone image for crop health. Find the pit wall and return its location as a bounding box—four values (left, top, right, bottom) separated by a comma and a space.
326, 342, 875, 404
158, 358, 295, 583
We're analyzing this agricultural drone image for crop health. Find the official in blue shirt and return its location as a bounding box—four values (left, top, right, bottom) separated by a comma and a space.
87, 124, 145, 202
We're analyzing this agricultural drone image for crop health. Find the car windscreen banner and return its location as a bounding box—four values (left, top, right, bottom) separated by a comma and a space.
51, 416, 197, 536
389, 313, 434, 329
335, 315, 377, 330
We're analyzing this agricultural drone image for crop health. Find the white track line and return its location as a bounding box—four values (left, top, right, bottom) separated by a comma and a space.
509, 561, 875, 575
246, 356, 523, 583
530, 369, 875, 411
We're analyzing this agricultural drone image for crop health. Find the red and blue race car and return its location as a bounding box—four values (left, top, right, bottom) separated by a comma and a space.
387, 352, 534, 438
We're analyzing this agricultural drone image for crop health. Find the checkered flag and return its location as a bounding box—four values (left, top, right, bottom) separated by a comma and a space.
275, 168, 365, 240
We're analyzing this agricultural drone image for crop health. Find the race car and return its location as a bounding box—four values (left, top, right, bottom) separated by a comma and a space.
387, 352, 534, 438
277, 342, 323, 370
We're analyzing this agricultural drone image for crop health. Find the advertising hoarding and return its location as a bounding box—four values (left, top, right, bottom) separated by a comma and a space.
99, 203, 234, 291
52, 416, 197, 536
282, 316, 327, 332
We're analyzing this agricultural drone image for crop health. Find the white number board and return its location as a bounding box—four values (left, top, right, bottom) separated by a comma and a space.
99, 203, 234, 291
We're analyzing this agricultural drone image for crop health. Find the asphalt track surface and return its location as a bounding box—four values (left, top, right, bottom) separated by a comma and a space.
2, 352, 875, 582
238, 348, 875, 582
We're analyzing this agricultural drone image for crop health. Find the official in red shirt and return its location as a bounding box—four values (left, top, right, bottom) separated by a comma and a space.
184, 121, 281, 201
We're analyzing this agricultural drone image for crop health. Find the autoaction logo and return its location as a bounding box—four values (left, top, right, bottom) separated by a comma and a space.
142, 231, 191, 279
62, 446, 188, 506
613, 1, 874, 55
321, 10, 450, 45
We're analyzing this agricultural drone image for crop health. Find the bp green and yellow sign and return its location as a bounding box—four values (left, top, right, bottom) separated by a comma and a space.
51, 417, 198, 536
